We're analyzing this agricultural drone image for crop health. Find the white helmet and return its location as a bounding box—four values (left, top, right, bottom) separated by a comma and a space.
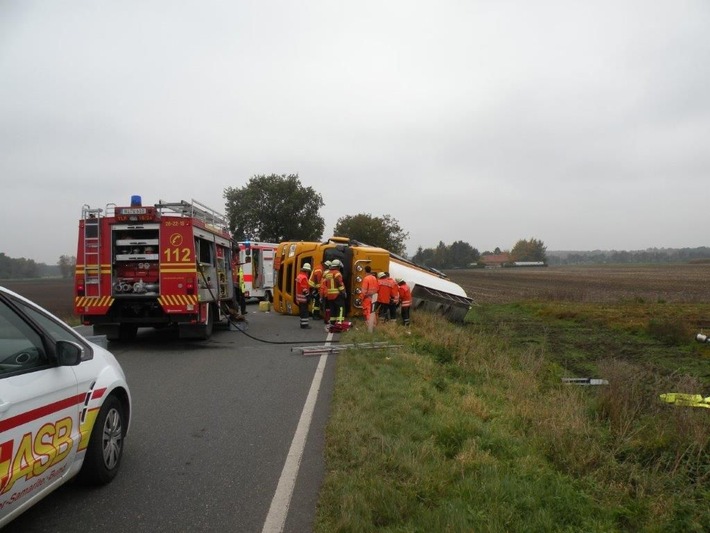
302, 262, 312, 271
330, 259, 341, 268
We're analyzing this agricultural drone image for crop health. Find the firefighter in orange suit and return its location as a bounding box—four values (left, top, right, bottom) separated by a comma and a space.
319, 261, 331, 323
296, 263, 312, 329
376, 272, 390, 320
361, 265, 379, 333
396, 278, 412, 326
324, 259, 347, 325
384, 271, 399, 319
308, 260, 326, 319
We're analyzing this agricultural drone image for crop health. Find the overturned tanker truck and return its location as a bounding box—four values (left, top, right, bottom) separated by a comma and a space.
273, 237, 473, 322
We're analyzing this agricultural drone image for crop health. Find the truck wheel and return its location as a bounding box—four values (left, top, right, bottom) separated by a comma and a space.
178, 304, 215, 339
77, 395, 126, 485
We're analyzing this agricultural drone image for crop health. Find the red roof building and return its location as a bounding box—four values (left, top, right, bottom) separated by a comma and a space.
479, 253, 511, 268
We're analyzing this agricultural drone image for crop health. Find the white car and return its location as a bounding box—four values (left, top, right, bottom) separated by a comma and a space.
0, 286, 131, 527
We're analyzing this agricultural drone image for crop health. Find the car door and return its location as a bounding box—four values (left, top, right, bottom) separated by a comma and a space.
0, 294, 80, 522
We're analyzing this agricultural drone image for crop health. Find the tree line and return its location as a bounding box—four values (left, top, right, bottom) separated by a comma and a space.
548, 247, 710, 265
411, 238, 548, 269
0, 253, 40, 279
412, 241, 480, 269
0, 253, 74, 279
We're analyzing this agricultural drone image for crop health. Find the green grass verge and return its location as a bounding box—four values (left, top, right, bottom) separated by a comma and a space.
315, 307, 710, 532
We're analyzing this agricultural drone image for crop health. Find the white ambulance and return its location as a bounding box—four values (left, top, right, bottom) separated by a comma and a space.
237, 241, 277, 301
0, 286, 131, 527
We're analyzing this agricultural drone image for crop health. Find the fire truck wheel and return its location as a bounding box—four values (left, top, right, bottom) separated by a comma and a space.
77, 395, 126, 486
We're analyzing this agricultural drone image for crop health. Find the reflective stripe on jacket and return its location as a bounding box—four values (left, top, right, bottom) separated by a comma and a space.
324, 269, 345, 300
238, 268, 246, 291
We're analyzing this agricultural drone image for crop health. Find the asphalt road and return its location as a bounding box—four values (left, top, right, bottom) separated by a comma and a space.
4, 308, 337, 533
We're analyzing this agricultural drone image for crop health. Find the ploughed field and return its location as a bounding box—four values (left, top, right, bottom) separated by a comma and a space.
2, 278, 75, 319
445, 263, 710, 305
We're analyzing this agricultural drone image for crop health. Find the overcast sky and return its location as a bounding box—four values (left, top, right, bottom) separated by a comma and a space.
2, 1, 709, 264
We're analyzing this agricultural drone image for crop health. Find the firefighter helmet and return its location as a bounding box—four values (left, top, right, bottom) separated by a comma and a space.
302, 263, 312, 271
324, 260, 331, 268
377, 272, 386, 279
395, 278, 404, 284
330, 259, 341, 268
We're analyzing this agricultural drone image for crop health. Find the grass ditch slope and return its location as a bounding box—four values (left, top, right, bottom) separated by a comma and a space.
316, 272, 710, 532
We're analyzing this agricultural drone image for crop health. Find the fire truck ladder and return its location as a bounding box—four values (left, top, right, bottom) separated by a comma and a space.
81, 205, 103, 296
155, 199, 229, 231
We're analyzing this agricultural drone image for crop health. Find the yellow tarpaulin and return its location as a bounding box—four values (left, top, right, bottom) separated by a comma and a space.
659, 393, 710, 409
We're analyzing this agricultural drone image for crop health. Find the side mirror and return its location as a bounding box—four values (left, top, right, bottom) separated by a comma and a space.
56, 340, 84, 366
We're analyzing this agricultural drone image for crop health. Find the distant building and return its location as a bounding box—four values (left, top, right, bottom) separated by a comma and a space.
479, 253, 511, 268
513, 261, 547, 267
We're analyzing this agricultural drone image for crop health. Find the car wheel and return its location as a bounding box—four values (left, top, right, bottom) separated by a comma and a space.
77, 395, 126, 485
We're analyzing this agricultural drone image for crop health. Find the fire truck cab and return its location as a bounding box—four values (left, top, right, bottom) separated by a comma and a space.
74, 196, 236, 341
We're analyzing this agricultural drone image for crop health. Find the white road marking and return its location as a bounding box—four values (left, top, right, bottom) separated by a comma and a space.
261, 331, 334, 533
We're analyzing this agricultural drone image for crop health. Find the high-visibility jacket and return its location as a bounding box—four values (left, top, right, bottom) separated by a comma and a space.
308, 265, 324, 289
398, 282, 412, 307
361, 273, 378, 298
295, 271, 310, 303
238, 267, 246, 292
377, 278, 390, 304
386, 277, 399, 304
323, 268, 345, 300
320, 274, 328, 299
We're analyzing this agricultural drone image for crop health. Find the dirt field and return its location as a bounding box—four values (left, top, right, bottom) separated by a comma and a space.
2, 264, 710, 319
445, 264, 710, 304
1, 278, 76, 319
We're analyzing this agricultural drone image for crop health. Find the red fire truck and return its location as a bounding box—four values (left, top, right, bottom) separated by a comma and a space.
74, 196, 236, 340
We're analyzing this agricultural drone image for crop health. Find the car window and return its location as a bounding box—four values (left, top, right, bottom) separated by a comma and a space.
0, 298, 50, 376
17, 303, 81, 343
13, 300, 93, 362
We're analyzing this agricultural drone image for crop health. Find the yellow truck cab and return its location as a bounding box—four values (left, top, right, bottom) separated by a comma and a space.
273, 237, 389, 318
